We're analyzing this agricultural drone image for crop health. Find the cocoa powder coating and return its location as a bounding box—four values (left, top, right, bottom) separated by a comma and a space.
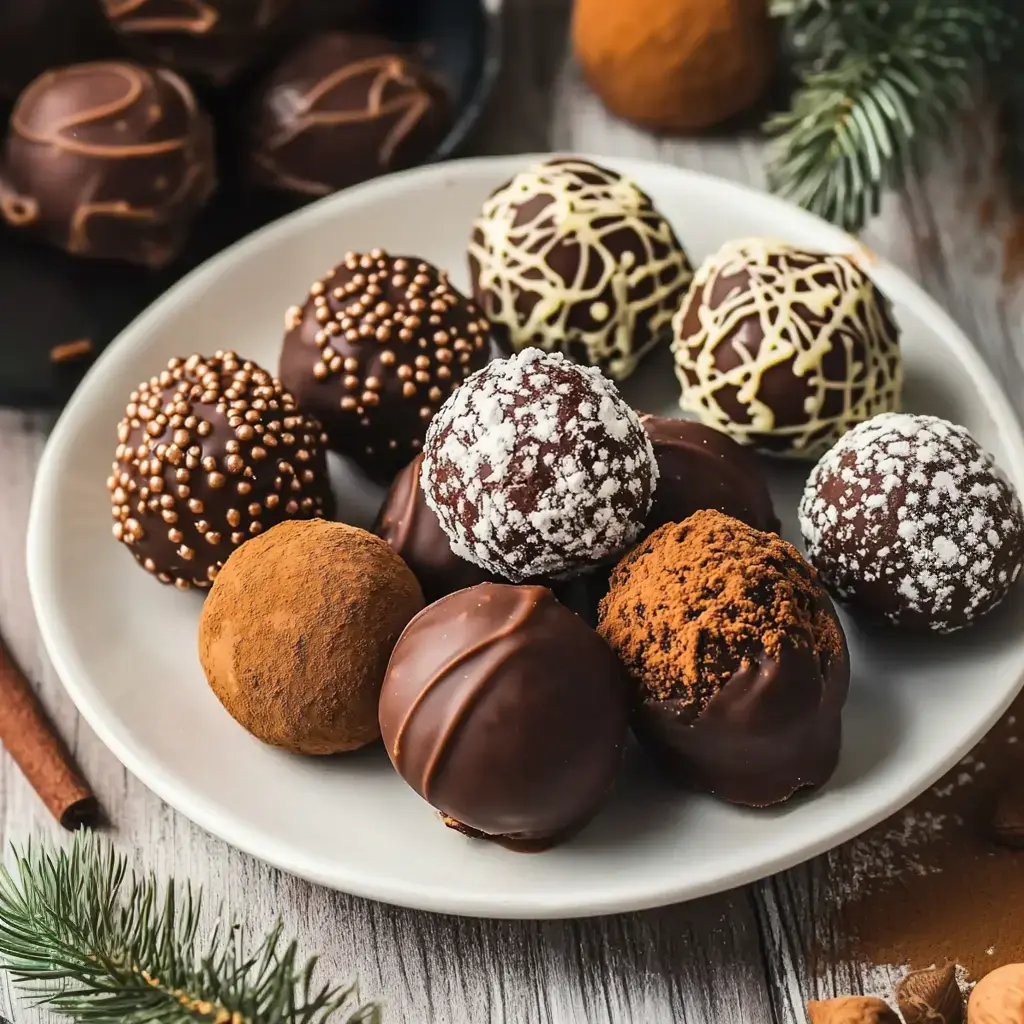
198, 518, 423, 754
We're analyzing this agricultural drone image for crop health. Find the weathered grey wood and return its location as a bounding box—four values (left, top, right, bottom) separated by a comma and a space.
1, 1, 1021, 1021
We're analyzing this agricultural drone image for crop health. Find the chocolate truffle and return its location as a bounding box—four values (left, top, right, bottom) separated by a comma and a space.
279, 250, 490, 482
641, 414, 779, 533
468, 157, 694, 380
672, 238, 903, 457
109, 351, 333, 589
422, 348, 658, 582
379, 583, 629, 847
249, 33, 454, 198
598, 510, 850, 806
0, 62, 215, 268
101, 0, 293, 84
799, 413, 1024, 633
200, 519, 424, 754
372, 453, 497, 603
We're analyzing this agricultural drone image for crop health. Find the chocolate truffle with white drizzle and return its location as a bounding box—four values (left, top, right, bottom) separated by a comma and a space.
468, 157, 693, 381
672, 238, 903, 457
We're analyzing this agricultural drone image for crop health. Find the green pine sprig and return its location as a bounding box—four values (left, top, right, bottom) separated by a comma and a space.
0, 833, 381, 1024
765, 0, 1022, 232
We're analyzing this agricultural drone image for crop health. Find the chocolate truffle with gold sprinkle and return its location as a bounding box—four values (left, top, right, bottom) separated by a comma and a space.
109, 351, 333, 590
279, 249, 491, 482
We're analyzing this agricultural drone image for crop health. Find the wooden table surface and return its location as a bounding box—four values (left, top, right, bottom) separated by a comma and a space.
2, 2, 1023, 1021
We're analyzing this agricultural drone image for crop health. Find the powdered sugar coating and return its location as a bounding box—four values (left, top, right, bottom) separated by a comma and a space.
421, 348, 658, 581
798, 412, 1024, 632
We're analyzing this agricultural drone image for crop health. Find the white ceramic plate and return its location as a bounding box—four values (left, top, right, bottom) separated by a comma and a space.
27, 155, 1024, 919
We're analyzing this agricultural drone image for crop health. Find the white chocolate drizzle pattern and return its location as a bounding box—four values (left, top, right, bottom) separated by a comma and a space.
467, 158, 693, 381
672, 238, 903, 457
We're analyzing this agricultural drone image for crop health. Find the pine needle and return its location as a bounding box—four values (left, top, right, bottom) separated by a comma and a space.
0, 834, 381, 1024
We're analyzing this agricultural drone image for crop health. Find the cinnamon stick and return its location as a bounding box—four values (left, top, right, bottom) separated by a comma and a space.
0, 633, 98, 829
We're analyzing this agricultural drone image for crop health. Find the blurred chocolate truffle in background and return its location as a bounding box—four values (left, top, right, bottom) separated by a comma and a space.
468, 157, 693, 381
641, 415, 778, 534
672, 238, 903, 458
373, 453, 497, 603
201, 519, 424, 754
249, 32, 454, 198
279, 249, 490, 482
598, 510, 850, 807
100, 0, 295, 85
109, 351, 333, 589
380, 583, 629, 849
0, 62, 216, 268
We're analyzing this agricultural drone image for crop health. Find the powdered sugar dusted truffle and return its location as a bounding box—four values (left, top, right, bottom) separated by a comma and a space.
421, 348, 658, 581
798, 413, 1024, 632
673, 239, 902, 457
468, 157, 693, 381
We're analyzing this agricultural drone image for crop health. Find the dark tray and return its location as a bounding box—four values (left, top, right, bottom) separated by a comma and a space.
0, 0, 501, 408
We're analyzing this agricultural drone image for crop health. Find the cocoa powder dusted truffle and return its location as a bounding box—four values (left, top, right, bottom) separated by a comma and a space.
799, 413, 1024, 632
421, 348, 658, 582
0, 62, 215, 268
379, 583, 629, 848
279, 250, 490, 482
109, 351, 333, 589
598, 510, 850, 806
468, 157, 693, 380
200, 519, 424, 754
672, 238, 903, 457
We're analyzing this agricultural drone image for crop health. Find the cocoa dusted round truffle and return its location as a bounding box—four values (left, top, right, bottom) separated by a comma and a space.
468, 157, 694, 380
421, 348, 658, 582
0, 62, 215, 268
372, 453, 497, 603
100, 0, 294, 84
279, 250, 490, 482
641, 414, 779, 534
108, 351, 333, 589
672, 238, 903, 458
799, 413, 1024, 633
249, 32, 454, 198
379, 583, 629, 848
598, 510, 850, 806
200, 519, 424, 754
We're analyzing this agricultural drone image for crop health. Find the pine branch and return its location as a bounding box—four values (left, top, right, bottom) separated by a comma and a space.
765, 0, 1014, 231
0, 834, 381, 1024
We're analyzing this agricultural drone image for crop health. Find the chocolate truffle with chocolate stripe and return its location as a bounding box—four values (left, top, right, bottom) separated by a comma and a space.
0, 61, 215, 268
108, 351, 333, 590
672, 238, 903, 458
467, 157, 693, 381
279, 250, 490, 482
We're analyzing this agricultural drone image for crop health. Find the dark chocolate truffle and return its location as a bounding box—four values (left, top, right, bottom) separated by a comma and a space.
0, 62, 215, 268
641, 414, 779, 533
109, 350, 333, 589
101, 0, 293, 84
672, 238, 903, 457
279, 250, 490, 482
468, 157, 693, 380
249, 32, 454, 198
372, 453, 497, 603
421, 348, 658, 582
598, 510, 850, 806
379, 583, 629, 847
799, 413, 1024, 633
200, 519, 424, 754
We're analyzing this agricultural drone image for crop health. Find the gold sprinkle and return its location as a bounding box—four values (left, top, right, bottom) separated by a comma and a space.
188, 498, 204, 514
226, 509, 241, 527
251, 446, 266, 460
206, 531, 221, 545
225, 454, 244, 474
402, 381, 416, 398
208, 472, 226, 488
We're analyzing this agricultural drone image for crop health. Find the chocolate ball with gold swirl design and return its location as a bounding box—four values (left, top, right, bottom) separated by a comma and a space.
672, 238, 903, 458
468, 157, 694, 381
248, 33, 454, 198
0, 62, 215, 269
279, 250, 490, 483
108, 351, 333, 590
100, 0, 294, 85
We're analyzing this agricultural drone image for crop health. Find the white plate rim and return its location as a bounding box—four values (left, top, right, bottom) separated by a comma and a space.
26, 154, 1024, 918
